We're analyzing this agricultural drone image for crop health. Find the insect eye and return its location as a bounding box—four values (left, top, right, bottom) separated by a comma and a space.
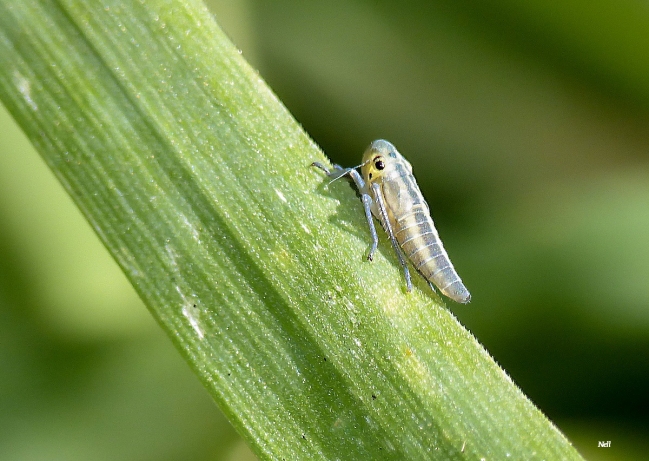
374, 159, 385, 170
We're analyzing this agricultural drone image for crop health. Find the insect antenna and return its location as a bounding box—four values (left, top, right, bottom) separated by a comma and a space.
325, 159, 370, 186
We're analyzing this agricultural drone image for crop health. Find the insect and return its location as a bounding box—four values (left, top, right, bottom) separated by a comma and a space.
313, 139, 471, 303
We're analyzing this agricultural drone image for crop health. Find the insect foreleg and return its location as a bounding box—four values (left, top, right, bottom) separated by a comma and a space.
361, 193, 379, 261
343, 169, 379, 262
311, 162, 353, 183
371, 183, 413, 292
313, 162, 380, 262
311, 161, 332, 175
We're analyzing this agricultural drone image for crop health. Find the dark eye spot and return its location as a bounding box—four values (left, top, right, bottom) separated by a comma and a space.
375, 159, 385, 170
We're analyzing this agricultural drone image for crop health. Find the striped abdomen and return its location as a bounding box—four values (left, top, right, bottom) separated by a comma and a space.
383, 175, 471, 303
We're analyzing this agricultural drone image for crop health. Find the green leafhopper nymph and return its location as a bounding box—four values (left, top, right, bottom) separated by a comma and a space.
313, 140, 471, 303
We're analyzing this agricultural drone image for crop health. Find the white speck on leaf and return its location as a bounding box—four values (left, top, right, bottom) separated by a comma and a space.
14, 71, 37, 110
274, 188, 287, 203
165, 243, 179, 267
181, 296, 204, 340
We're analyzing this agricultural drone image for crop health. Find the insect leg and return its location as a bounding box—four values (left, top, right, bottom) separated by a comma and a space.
311, 162, 351, 182
361, 193, 379, 261
371, 183, 413, 292
345, 169, 379, 261
311, 161, 332, 175
312, 162, 379, 260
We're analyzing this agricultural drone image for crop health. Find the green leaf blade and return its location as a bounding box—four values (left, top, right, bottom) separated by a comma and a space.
0, 1, 583, 459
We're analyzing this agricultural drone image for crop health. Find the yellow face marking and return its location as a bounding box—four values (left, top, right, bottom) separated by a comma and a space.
360, 141, 411, 183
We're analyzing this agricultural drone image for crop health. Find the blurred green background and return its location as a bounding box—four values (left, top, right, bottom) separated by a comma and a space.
2, 0, 649, 459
